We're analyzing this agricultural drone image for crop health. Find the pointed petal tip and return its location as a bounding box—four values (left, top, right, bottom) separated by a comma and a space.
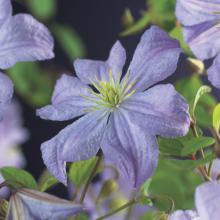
36, 107, 45, 118
36, 106, 55, 121
127, 26, 181, 91
40, 142, 68, 186
74, 41, 126, 84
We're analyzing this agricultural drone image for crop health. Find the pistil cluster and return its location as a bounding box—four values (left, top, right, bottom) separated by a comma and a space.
85, 70, 135, 111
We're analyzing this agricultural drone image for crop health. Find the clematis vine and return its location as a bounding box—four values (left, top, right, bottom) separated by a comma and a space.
169, 181, 220, 220
0, 0, 54, 120
0, 101, 28, 196
37, 26, 190, 188
176, 0, 220, 89
6, 188, 85, 220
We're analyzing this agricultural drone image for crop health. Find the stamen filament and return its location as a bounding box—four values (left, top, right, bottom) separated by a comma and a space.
83, 70, 136, 111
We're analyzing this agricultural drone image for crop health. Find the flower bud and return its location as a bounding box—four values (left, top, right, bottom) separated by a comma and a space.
121, 9, 134, 28
96, 179, 118, 203
0, 199, 8, 219
186, 58, 205, 75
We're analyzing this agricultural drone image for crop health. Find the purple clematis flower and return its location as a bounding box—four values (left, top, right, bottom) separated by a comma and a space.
169, 181, 220, 220
37, 26, 190, 188
0, 101, 28, 196
176, 0, 220, 89
0, 0, 54, 119
6, 188, 85, 220
0, 101, 28, 168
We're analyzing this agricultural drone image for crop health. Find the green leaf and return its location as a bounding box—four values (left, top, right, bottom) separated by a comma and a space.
172, 153, 216, 170
52, 23, 86, 60
195, 104, 212, 127
28, 0, 57, 20
213, 103, 220, 132
181, 136, 215, 156
149, 158, 202, 210
192, 85, 212, 117
120, 13, 150, 37
38, 170, 59, 192
7, 62, 54, 107
0, 167, 38, 190
69, 157, 98, 187
158, 137, 184, 156
177, 126, 203, 143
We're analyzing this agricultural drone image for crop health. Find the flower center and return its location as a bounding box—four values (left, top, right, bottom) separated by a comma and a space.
84, 70, 135, 111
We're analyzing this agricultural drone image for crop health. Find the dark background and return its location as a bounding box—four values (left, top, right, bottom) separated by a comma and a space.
13, 0, 219, 196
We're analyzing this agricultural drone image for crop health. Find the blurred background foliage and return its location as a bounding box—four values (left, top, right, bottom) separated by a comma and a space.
6, 0, 220, 219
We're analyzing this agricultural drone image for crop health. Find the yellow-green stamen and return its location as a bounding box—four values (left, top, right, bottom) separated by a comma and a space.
84, 70, 136, 111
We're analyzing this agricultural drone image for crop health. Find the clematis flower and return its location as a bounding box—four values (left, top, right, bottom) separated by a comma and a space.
0, 0, 54, 119
6, 188, 85, 220
37, 26, 190, 188
169, 181, 220, 220
0, 101, 28, 196
176, 0, 220, 89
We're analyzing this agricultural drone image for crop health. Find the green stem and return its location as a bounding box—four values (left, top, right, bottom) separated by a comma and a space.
124, 192, 137, 220
207, 161, 213, 178
198, 167, 212, 181
190, 120, 210, 181
165, 197, 175, 213
80, 155, 102, 204
210, 126, 220, 158
151, 195, 175, 214
190, 121, 206, 160
95, 199, 137, 220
